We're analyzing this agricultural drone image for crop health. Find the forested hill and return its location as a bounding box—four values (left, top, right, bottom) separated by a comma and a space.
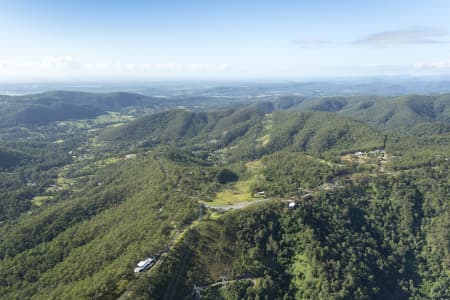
1, 91, 163, 111
100, 104, 269, 147
100, 104, 384, 156
2, 90, 449, 129
0, 147, 29, 169
2, 103, 105, 127
0, 90, 251, 127
0, 148, 447, 299
283, 93, 450, 132
0, 91, 164, 127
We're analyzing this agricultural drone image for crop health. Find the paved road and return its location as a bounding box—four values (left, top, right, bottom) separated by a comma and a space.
204, 198, 272, 211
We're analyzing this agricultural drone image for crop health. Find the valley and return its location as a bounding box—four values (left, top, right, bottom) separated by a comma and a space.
0, 91, 448, 300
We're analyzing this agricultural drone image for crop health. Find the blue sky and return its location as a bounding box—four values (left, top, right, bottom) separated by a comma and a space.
1, 0, 450, 80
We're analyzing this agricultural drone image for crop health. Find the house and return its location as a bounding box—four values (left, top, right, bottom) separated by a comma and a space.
134, 257, 155, 273
288, 201, 298, 209
256, 191, 266, 198
125, 153, 137, 159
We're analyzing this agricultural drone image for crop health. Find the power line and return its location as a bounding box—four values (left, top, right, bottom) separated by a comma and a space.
193, 285, 201, 300
219, 274, 227, 289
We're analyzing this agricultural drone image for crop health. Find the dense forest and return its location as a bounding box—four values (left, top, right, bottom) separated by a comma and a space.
0, 91, 448, 299
131, 164, 449, 299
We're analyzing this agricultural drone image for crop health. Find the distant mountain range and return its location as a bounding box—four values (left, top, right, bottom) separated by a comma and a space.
1, 90, 449, 139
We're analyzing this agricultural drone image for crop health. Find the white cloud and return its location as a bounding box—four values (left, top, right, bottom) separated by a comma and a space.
354, 26, 447, 46
0, 56, 231, 79
350, 59, 450, 76
414, 59, 450, 69
39, 56, 84, 71
95, 62, 231, 72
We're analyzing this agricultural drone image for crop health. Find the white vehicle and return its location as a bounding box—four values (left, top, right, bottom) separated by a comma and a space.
134, 257, 155, 273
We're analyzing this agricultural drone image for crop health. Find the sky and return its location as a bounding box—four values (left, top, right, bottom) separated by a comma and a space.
1, 0, 450, 81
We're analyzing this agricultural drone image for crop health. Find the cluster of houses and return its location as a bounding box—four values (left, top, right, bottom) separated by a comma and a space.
354, 149, 385, 157
353, 150, 387, 166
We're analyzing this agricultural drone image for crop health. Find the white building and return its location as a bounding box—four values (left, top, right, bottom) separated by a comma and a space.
134, 257, 155, 273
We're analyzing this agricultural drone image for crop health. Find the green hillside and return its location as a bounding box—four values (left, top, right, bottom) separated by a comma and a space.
0, 90, 256, 128
265, 111, 384, 154
5, 91, 449, 132
289, 94, 450, 133
99, 105, 268, 156
101, 104, 384, 158
127, 164, 449, 300
0, 151, 223, 299
2, 103, 105, 126
30, 91, 162, 111
0, 91, 448, 300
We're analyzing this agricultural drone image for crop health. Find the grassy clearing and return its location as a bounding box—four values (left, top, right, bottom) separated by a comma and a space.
57, 121, 88, 129
206, 159, 265, 206
32, 195, 53, 207
245, 159, 264, 173
211, 180, 254, 205
208, 212, 223, 220
258, 134, 271, 146
94, 112, 134, 124
56, 176, 74, 185
256, 114, 273, 146
74, 156, 121, 176
97, 157, 121, 166
54, 112, 135, 136
55, 176, 75, 190
263, 114, 273, 130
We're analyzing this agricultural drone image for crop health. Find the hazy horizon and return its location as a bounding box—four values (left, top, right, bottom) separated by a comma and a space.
2, 0, 450, 80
